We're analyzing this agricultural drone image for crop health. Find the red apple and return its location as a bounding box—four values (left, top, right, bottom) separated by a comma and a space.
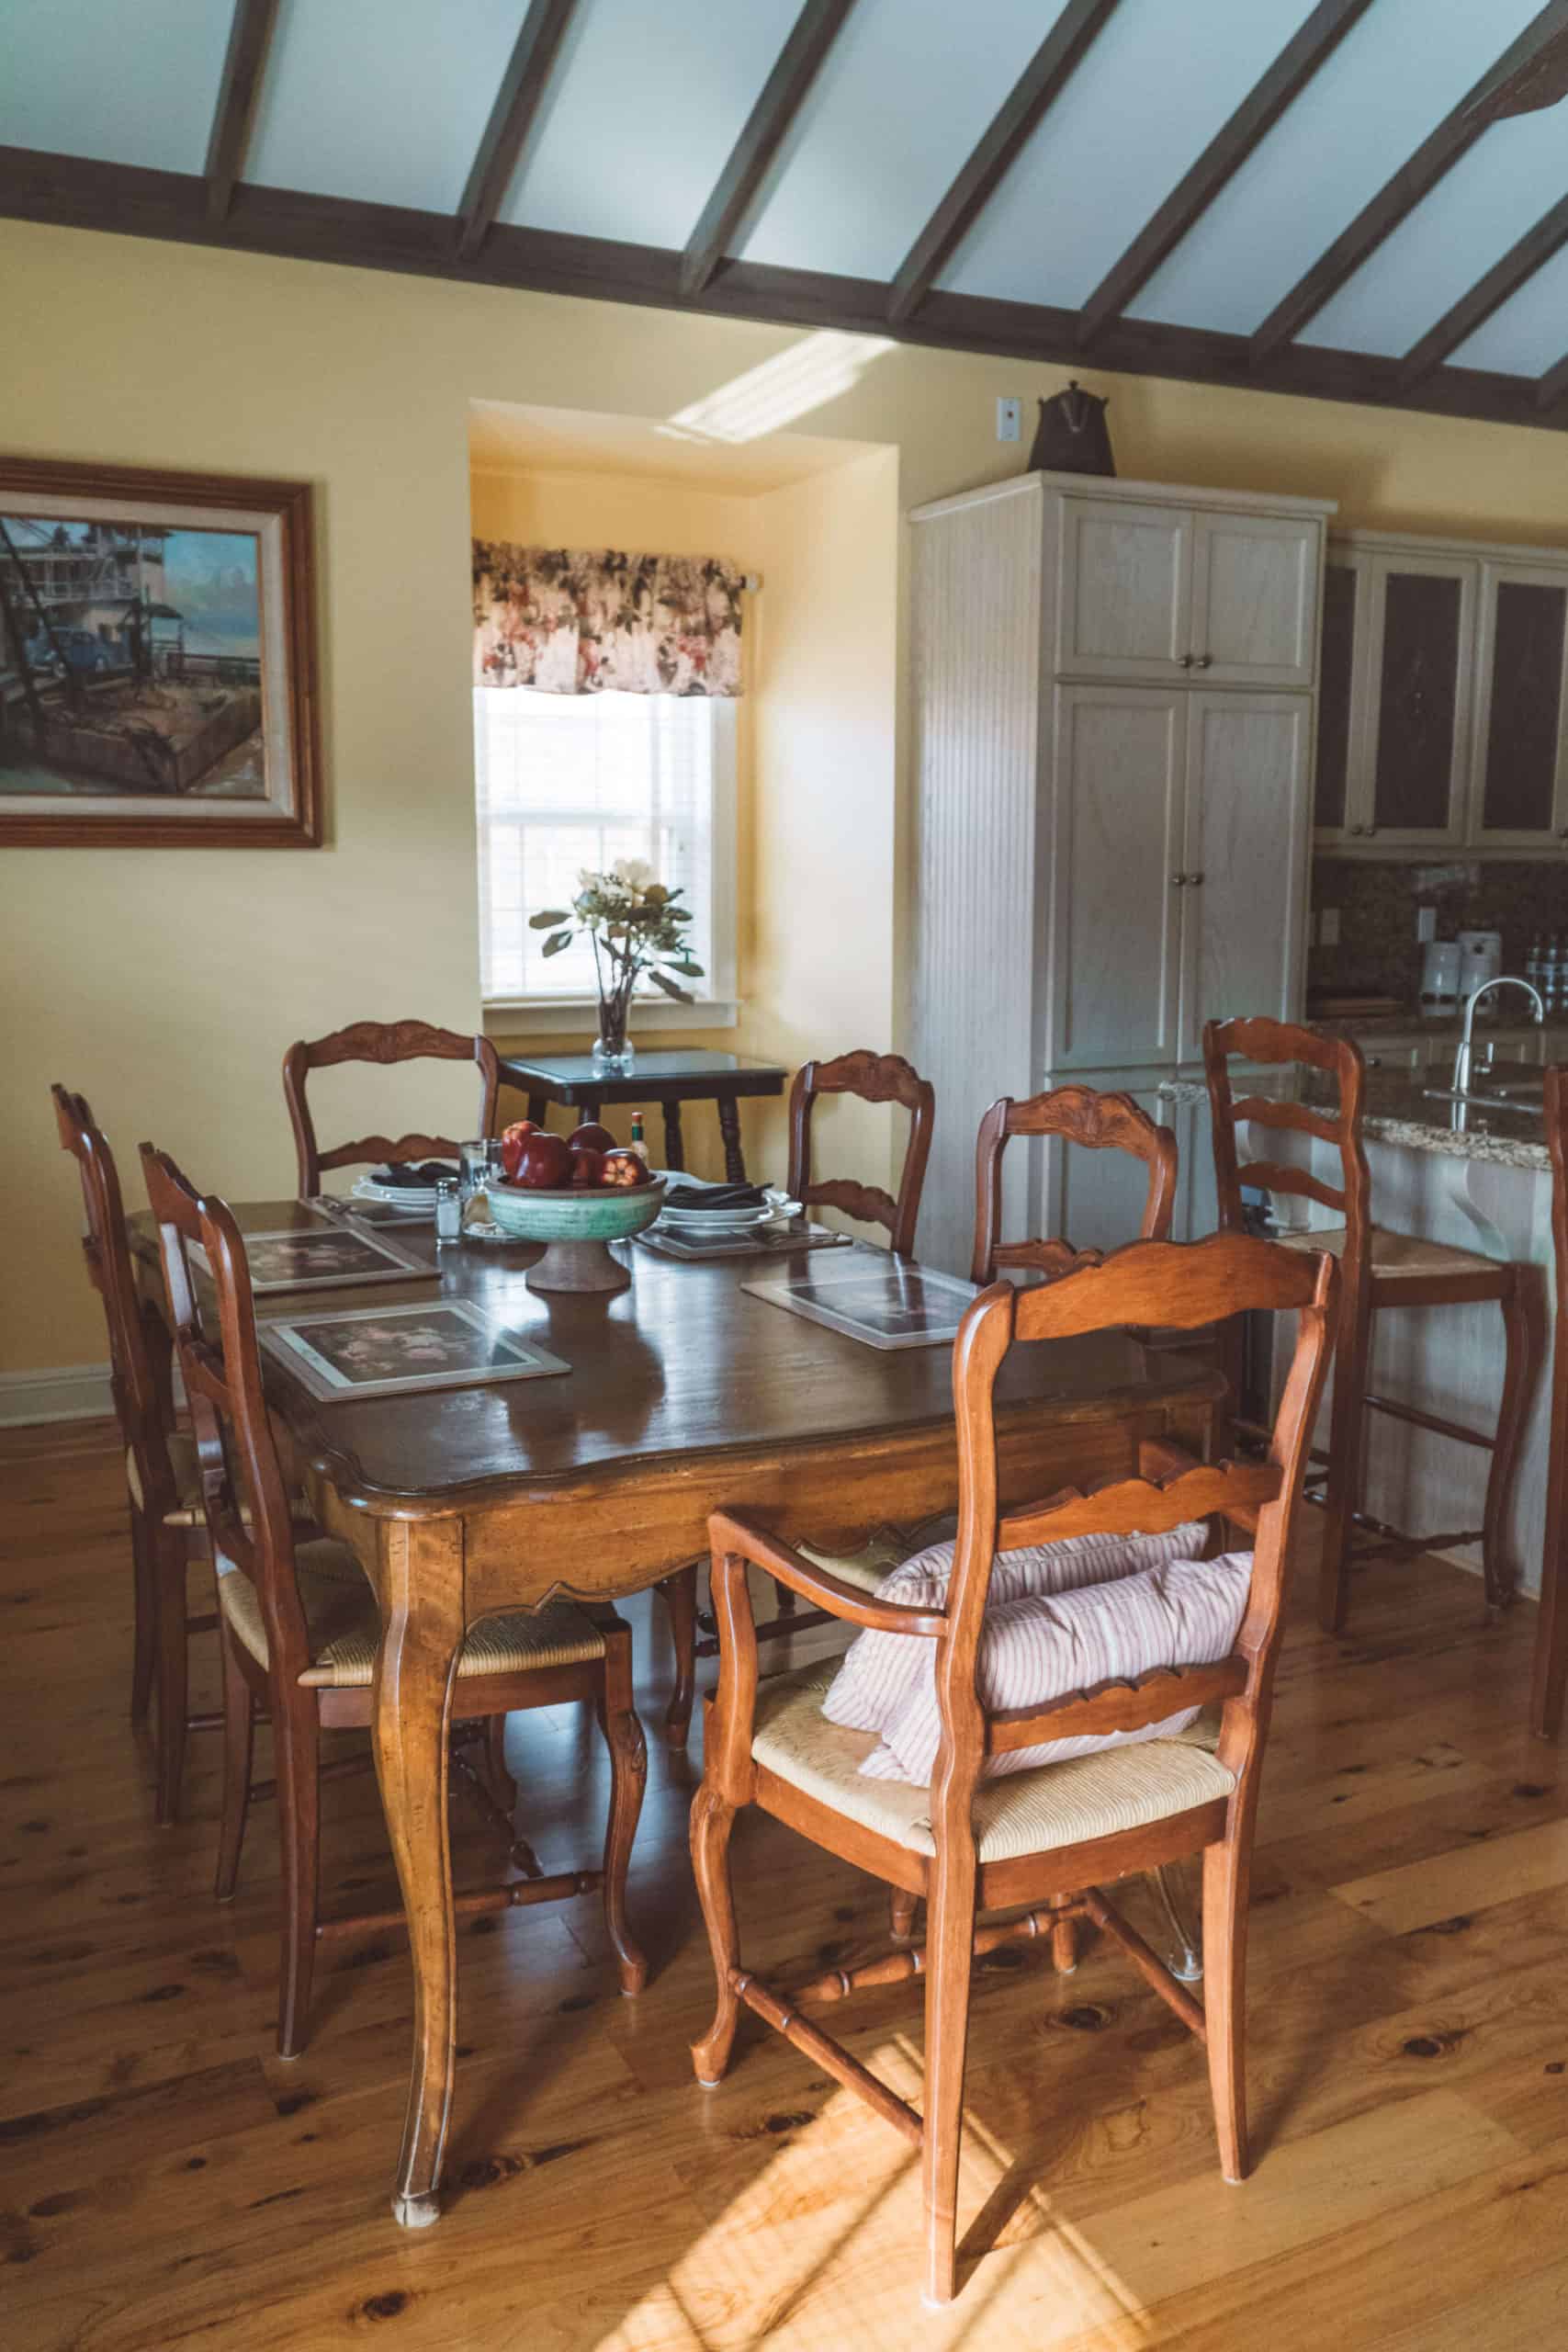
568, 1121, 616, 1155
568, 1144, 605, 1189
498, 1120, 539, 1182
507, 1129, 572, 1190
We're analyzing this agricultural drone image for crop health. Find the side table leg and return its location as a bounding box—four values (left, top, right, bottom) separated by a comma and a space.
716, 1098, 746, 1184
663, 1102, 685, 1172
526, 1092, 547, 1127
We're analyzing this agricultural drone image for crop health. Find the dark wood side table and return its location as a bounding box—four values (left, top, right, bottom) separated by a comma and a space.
497, 1049, 788, 1182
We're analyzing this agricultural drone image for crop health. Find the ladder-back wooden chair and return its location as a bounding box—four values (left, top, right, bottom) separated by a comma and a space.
661, 1049, 938, 1747
1205, 1015, 1532, 1636
1532, 1065, 1568, 1740
972, 1084, 1179, 1284
692, 1232, 1334, 2305
53, 1084, 219, 1824
282, 1018, 501, 1196
141, 1143, 647, 2059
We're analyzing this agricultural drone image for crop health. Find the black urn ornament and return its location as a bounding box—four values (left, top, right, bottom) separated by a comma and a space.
1028, 379, 1115, 477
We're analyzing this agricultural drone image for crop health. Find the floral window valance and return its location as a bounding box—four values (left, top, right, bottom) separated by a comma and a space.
472, 540, 745, 696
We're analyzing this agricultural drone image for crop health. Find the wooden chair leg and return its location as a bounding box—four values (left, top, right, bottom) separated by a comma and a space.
657, 1564, 698, 1750
1317, 1295, 1369, 1635
773, 1577, 798, 1621
921, 1848, 979, 2307
482, 1713, 517, 1814
889, 1886, 919, 1942
1483, 1269, 1531, 1614
690, 1787, 743, 2085
1047, 1895, 1078, 1974
129, 1504, 157, 1724
153, 1522, 189, 1826
1201, 1836, 1250, 2185
214, 1616, 254, 1902
276, 1709, 321, 2061
596, 1641, 649, 1996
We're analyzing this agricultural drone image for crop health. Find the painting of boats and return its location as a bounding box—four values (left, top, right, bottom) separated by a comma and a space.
0, 458, 320, 847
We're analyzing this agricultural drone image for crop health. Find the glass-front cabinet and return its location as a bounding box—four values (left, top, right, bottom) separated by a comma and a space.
1315, 529, 1568, 855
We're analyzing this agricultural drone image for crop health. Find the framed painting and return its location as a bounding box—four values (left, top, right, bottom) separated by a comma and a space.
0, 456, 321, 846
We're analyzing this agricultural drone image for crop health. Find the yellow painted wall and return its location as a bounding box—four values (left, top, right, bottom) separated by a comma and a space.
7, 214, 1568, 1380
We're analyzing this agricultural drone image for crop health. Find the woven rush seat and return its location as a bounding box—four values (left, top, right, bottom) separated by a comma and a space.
750, 1661, 1232, 1865
218, 1539, 607, 1690
127, 1431, 314, 1530
1275, 1223, 1503, 1281
795, 1529, 913, 1594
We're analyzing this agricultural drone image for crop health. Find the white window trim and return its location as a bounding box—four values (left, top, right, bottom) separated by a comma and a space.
476, 693, 739, 1016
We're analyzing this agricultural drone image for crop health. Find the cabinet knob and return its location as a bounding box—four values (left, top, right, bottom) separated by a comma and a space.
1365, 826, 1379, 838
1557, 826, 1568, 839
1348, 823, 1366, 836
1178, 653, 1194, 669
1171, 872, 1187, 887
1189, 871, 1206, 885
1192, 654, 1213, 670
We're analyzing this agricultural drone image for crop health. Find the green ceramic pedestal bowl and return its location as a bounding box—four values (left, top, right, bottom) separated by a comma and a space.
485, 1176, 665, 1294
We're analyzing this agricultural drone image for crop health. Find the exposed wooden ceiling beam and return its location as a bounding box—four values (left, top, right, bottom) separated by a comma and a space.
2, 142, 1565, 441
680, 0, 857, 299
455, 0, 580, 264
1399, 192, 1568, 393
1078, 0, 1372, 347
205, 0, 280, 224
1250, 0, 1568, 367
887, 0, 1121, 327
1468, 21, 1568, 120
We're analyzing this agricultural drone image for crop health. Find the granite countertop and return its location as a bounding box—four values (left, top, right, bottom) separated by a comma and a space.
1157, 1069, 1551, 1170
1311, 1006, 1568, 1043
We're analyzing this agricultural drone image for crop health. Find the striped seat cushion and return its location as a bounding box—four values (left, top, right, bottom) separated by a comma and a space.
217, 1540, 606, 1689
824, 1521, 1209, 1751
754, 1663, 1232, 1862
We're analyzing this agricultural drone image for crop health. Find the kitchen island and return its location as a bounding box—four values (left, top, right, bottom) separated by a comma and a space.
1159, 1067, 1555, 1601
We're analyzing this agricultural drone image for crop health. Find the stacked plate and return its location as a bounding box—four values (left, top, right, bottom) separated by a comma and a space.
351, 1163, 455, 1213
652, 1175, 799, 1236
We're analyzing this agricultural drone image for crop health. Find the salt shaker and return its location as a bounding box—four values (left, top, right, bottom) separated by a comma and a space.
434, 1177, 462, 1245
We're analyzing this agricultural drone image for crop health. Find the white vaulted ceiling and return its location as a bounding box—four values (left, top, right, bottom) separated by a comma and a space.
6, 0, 1568, 426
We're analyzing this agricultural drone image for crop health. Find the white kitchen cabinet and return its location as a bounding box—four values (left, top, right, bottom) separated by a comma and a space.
1314, 527, 1568, 857
909, 470, 1331, 1278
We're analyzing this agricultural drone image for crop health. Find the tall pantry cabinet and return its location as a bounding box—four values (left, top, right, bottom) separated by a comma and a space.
909, 470, 1334, 1276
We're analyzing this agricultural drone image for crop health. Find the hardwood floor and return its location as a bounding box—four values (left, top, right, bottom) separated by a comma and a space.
4, 1419, 1568, 2348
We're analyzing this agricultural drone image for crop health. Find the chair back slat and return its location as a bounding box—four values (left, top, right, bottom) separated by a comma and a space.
987, 1657, 1249, 1754
972, 1086, 1178, 1285
786, 1050, 934, 1257
282, 1019, 501, 1196
1203, 1015, 1369, 1248
52, 1086, 176, 1511
925, 1233, 1336, 1860
998, 1458, 1284, 1552
141, 1146, 312, 1690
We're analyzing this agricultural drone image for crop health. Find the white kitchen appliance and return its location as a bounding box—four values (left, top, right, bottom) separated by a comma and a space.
1458, 929, 1502, 1003
1420, 940, 1461, 1011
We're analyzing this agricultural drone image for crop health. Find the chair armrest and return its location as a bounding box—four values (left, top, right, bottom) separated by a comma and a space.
709, 1510, 946, 1638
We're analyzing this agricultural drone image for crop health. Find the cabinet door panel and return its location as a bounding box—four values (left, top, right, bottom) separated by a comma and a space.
1049, 686, 1185, 1069
1314, 558, 1360, 832
1472, 564, 1568, 847
1179, 694, 1310, 1061
1190, 512, 1319, 686
1366, 556, 1475, 843
1056, 499, 1192, 678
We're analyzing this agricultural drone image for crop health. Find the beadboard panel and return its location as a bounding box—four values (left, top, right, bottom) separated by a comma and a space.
911, 481, 1044, 1277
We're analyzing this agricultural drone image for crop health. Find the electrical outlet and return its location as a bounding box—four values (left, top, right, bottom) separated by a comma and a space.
997, 396, 1021, 444
1319, 908, 1340, 948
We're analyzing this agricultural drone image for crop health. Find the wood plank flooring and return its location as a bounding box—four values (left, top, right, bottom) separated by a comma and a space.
4, 1419, 1567, 2348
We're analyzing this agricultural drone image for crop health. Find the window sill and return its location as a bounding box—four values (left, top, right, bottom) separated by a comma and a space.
482, 997, 739, 1035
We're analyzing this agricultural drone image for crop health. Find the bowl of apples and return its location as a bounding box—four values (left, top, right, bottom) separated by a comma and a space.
487, 1121, 665, 1293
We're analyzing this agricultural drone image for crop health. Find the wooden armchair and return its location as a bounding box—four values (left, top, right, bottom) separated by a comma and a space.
972, 1084, 1178, 1283
53, 1085, 220, 1824
282, 1018, 501, 1196
141, 1143, 647, 2061
691, 1232, 1335, 2305
660, 1048, 937, 1748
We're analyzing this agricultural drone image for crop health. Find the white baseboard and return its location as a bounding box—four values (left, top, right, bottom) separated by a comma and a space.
0, 1362, 114, 1427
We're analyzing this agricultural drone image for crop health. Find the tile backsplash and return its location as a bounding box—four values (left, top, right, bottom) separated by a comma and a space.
1310, 857, 1568, 1004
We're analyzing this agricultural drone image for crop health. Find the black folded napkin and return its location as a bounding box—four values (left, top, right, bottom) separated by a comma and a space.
662, 1182, 769, 1214
371, 1160, 458, 1188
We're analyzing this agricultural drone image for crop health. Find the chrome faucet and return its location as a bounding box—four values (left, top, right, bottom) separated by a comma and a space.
1452, 976, 1545, 1094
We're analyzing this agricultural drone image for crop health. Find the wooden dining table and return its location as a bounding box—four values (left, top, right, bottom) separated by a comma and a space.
128, 1198, 1225, 2228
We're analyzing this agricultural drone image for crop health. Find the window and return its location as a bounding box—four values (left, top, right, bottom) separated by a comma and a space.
474, 688, 737, 1009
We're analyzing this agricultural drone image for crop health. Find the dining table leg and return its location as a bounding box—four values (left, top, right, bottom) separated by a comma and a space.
371, 1517, 466, 2229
